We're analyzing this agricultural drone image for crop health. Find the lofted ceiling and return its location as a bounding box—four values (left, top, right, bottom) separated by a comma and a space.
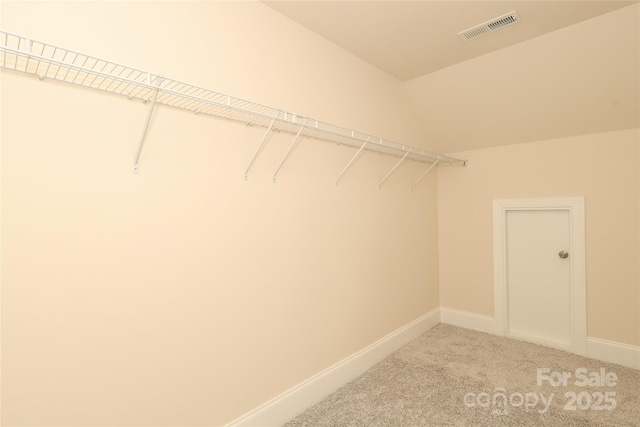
264, 1, 640, 153
264, 1, 636, 82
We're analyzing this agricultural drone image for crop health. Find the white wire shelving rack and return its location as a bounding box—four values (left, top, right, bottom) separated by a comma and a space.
0, 30, 466, 187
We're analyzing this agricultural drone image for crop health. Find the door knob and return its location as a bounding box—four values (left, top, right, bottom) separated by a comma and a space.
559, 251, 569, 259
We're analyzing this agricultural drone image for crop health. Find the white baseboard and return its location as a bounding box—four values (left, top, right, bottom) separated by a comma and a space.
226, 308, 441, 427
440, 307, 497, 335
587, 337, 640, 370
227, 307, 638, 426
439, 307, 639, 370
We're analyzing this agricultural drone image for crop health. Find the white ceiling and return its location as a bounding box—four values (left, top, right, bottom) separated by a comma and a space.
264, 1, 636, 82
265, 1, 640, 153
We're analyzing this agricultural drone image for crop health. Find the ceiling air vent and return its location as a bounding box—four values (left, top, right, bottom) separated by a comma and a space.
457, 11, 521, 41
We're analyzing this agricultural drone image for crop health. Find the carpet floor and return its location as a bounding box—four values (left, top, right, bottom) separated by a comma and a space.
284, 324, 639, 426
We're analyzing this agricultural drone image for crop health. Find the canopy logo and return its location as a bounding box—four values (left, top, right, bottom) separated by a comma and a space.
463, 367, 618, 416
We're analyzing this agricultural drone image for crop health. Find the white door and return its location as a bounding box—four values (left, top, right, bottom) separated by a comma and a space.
506, 209, 572, 349
493, 198, 586, 356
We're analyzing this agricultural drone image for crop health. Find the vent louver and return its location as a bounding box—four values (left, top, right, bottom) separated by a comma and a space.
457, 11, 521, 41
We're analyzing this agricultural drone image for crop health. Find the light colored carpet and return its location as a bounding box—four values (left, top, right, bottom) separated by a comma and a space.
284, 324, 639, 426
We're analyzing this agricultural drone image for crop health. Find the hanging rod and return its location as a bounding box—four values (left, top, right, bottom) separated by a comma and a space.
0, 30, 467, 173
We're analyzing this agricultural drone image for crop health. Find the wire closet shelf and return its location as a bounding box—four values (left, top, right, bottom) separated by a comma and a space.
0, 30, 466, 180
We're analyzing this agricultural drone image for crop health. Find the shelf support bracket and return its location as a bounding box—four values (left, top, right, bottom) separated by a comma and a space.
379, 151, 411, 189
411, 159, 440, 190
272, 120, 307, 183
133, 74, 160, 173
336, 137, 370, 186
244, 118, 276, 180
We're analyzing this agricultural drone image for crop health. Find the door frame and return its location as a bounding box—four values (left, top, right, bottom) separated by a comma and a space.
493, 197, 586, 356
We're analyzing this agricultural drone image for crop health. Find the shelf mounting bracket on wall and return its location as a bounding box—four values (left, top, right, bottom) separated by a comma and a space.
244, 117, 276, 180
272, 119, 308, 183
412, 159, 440, 190
379, 150, 411, 189
336, 136, 371, 186
133, 74, 161, 173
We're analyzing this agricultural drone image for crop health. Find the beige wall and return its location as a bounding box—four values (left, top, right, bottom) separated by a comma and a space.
3, 1, 638, 425
438, 129, 640, 346
0, 2, 438, 425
